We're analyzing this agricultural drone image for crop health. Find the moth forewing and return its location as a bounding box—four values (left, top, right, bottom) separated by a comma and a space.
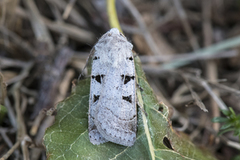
88, 28, 137, 146
88, 48, 109, 145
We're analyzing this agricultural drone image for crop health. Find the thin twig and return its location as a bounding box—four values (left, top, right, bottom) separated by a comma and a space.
23, 0, 54, 52
183, 75, 208, 112
172, 0, 199, 50
13, 89, 30, 160
0, 0, 6, 25
200, 81, 228, 110
143, 68, 229, 111
0, 128, 13, 149
43, 17, 95, 44
226, 140, 240, 150
21, 136, 31, 160
210, 82, 240, 95
30, 116, 54, 160
182, 72, 228, 111
0, 57, 30, 69
0, 26, 37, 58
4, 97, 17, 128
121, 0, 161, 55
202, 0, 220, 140
62, 0, 76, 20
47, 0, 68, 48
57, 69, 75, 101
0, 73, 6, 105
0, 141, 21, 160
139, 50, 237, 63
15, 7, 94, 44
161, 35, 240, 69
30, 110, 46, 136
6, 62, 33, 85
46, 0, 87, 27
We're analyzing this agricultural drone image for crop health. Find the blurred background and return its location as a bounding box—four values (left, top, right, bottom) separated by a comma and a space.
0, 0, 240, 159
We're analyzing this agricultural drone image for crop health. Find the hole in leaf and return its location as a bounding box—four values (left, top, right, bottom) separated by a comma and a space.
163, 137, 174, 150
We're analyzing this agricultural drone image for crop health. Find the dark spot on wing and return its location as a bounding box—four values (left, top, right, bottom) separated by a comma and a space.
92, 75, 101, 83
93, 56, 100, 60
127, 57, 133, 61
93, 95, 100, 102
122, 95, 132, 103
121, 75, 135, 84
92, 75, 105, 84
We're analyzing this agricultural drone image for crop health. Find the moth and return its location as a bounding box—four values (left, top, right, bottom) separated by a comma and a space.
88, 28, 137, 146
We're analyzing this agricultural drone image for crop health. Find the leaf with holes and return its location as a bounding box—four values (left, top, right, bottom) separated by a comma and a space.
43, 53, 216, 160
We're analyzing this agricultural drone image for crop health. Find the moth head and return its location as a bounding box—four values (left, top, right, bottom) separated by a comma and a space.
108, 28, 126, 39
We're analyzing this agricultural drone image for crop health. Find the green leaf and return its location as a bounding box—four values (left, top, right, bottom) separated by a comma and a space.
236, 114, 240, 119
218, 128, 235, 136
44, 53, 216, 160
221, 109, 231, 116
234, 129, 240, 136
212, 117, 228, 123
229, 107, 236, 115
221, 123, 233, 130
232, 155, 240, 160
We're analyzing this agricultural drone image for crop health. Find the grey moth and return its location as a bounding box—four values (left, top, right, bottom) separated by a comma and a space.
88, 28, 137, 147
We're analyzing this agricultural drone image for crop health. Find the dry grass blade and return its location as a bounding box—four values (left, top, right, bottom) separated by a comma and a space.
23, 0, 54, 52
121, 0, 161, 55
173, 0, 199, 50
182, 74, 208, 112
0, 73, 7, 105
0, 26, 37, 58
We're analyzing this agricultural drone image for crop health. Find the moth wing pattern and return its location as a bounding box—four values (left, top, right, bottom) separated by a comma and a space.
88, 28, 137, 146
88, 48, 108, 145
